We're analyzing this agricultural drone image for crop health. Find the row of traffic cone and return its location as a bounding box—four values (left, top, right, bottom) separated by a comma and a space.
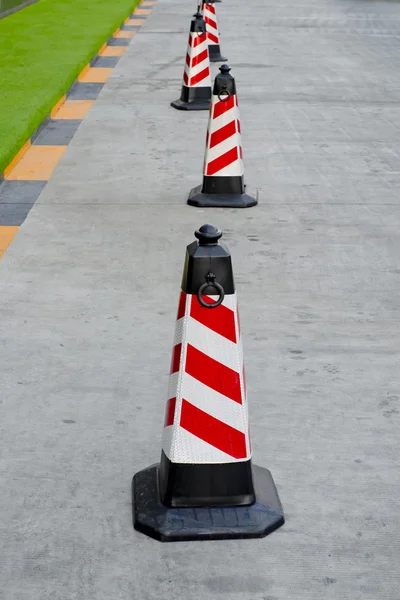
172, 5, 257, 208
132, 2, 285, 544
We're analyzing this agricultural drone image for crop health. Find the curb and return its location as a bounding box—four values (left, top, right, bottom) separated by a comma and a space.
0, 0, 156, 259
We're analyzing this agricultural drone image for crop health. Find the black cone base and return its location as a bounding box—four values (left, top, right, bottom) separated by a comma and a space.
171, 98, 210, 111
171, 85, 211, 111
209, 45, 227, 63
132, 463, 284, 542
188, 184, 258, 208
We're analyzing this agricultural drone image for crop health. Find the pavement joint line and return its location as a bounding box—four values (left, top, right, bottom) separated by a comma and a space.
0, 0, 156, 259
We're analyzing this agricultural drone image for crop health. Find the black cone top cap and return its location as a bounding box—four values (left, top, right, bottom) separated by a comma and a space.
182, 225, 234, 294
191, 11, 206, 33
213, 64, 236, 96
195, 224, 222, 245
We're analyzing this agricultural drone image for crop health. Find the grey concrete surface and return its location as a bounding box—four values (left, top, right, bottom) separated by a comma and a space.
1, 0, 400, 598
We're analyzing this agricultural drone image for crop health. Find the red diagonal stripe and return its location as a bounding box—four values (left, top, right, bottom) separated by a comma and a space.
193, 32, 207, 48
190, 295, 236, 343
170, 343, 182, 374
164, 397, 176, 427
186, 344, 242, 403
180, 399, 247, 459
204, 3, 216, 14
192, 48, 208, 68
190, 66, 210, 86
206, 146, 239, 176
205, 16, 217, 30
183, 72, 189, 86
185, 53, 190, 67
207, 32, 219, 44
177, 291, 186, 320
237, 119, 241, 134
209, 120, 236, 149
213, 94, 235, 119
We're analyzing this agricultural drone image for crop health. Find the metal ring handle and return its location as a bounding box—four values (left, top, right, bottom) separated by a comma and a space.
197, 281, 225, 309
218, 89, 231, 103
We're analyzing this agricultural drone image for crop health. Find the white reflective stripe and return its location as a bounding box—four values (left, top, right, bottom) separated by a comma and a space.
205, 135, 241, 163
168, 427, 239, 464
181, 373, 247, 432
162, 424, 174, 458
185, 320, 239, 372
167, 371, 180, 402
189, 58, 210, 78
210, 107, 240, 133
191, 77, 211, 88
172, 316, 185, 346
208, 160, 244, 177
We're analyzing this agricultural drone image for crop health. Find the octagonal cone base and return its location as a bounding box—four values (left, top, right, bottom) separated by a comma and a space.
171, 98, 210, 111
132, 463, 284, 542
188, 184, 258, 208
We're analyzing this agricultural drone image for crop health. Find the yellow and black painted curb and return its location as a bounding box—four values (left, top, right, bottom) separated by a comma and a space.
0, 0, 156, 260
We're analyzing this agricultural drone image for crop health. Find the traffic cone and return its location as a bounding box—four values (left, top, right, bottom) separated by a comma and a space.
188, 65, 257, 208
201, 0, 227, 62
171, 12, 211, 111
132, 224, 285, 542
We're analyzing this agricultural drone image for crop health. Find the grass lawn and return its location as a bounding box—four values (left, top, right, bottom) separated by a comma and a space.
0, 0, 138, 174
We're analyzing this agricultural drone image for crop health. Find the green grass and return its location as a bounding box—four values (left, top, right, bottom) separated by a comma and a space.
0, 0, 138, 173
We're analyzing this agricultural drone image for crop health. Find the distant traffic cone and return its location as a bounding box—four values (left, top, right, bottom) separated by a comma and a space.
201, 0, 227, 62
171, 12, 211, 111
133, 224, 285, 542
188, 65, 257, 208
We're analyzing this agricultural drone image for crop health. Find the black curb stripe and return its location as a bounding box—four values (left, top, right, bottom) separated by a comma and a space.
67, 82, 105, 100
33, 120, 82, 146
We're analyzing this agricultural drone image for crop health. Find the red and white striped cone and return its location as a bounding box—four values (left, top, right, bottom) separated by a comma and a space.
171, 12, 211, 111
188, 65, 257, 208
201, 0, 227, 62
133, 224, 285, 542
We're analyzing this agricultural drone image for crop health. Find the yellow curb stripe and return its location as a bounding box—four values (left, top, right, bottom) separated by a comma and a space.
126, 18, 145, 26
98, 42, 108, 55
78, 67, 113, 84
3, 140, 31, 178
99, 45, 127, 57
50, 94, 67, 118
0, 226, 19, 260
5, 146, 68, 181
78, 63, 91, 81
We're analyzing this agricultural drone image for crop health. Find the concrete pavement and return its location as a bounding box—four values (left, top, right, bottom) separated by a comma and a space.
1, 0, 400, 598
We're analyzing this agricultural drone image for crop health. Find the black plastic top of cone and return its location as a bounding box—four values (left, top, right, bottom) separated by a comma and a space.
191, 11, 207, 33
213, 64, 236, 96
181, 225, 234, 294
195, 224, 222, 245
